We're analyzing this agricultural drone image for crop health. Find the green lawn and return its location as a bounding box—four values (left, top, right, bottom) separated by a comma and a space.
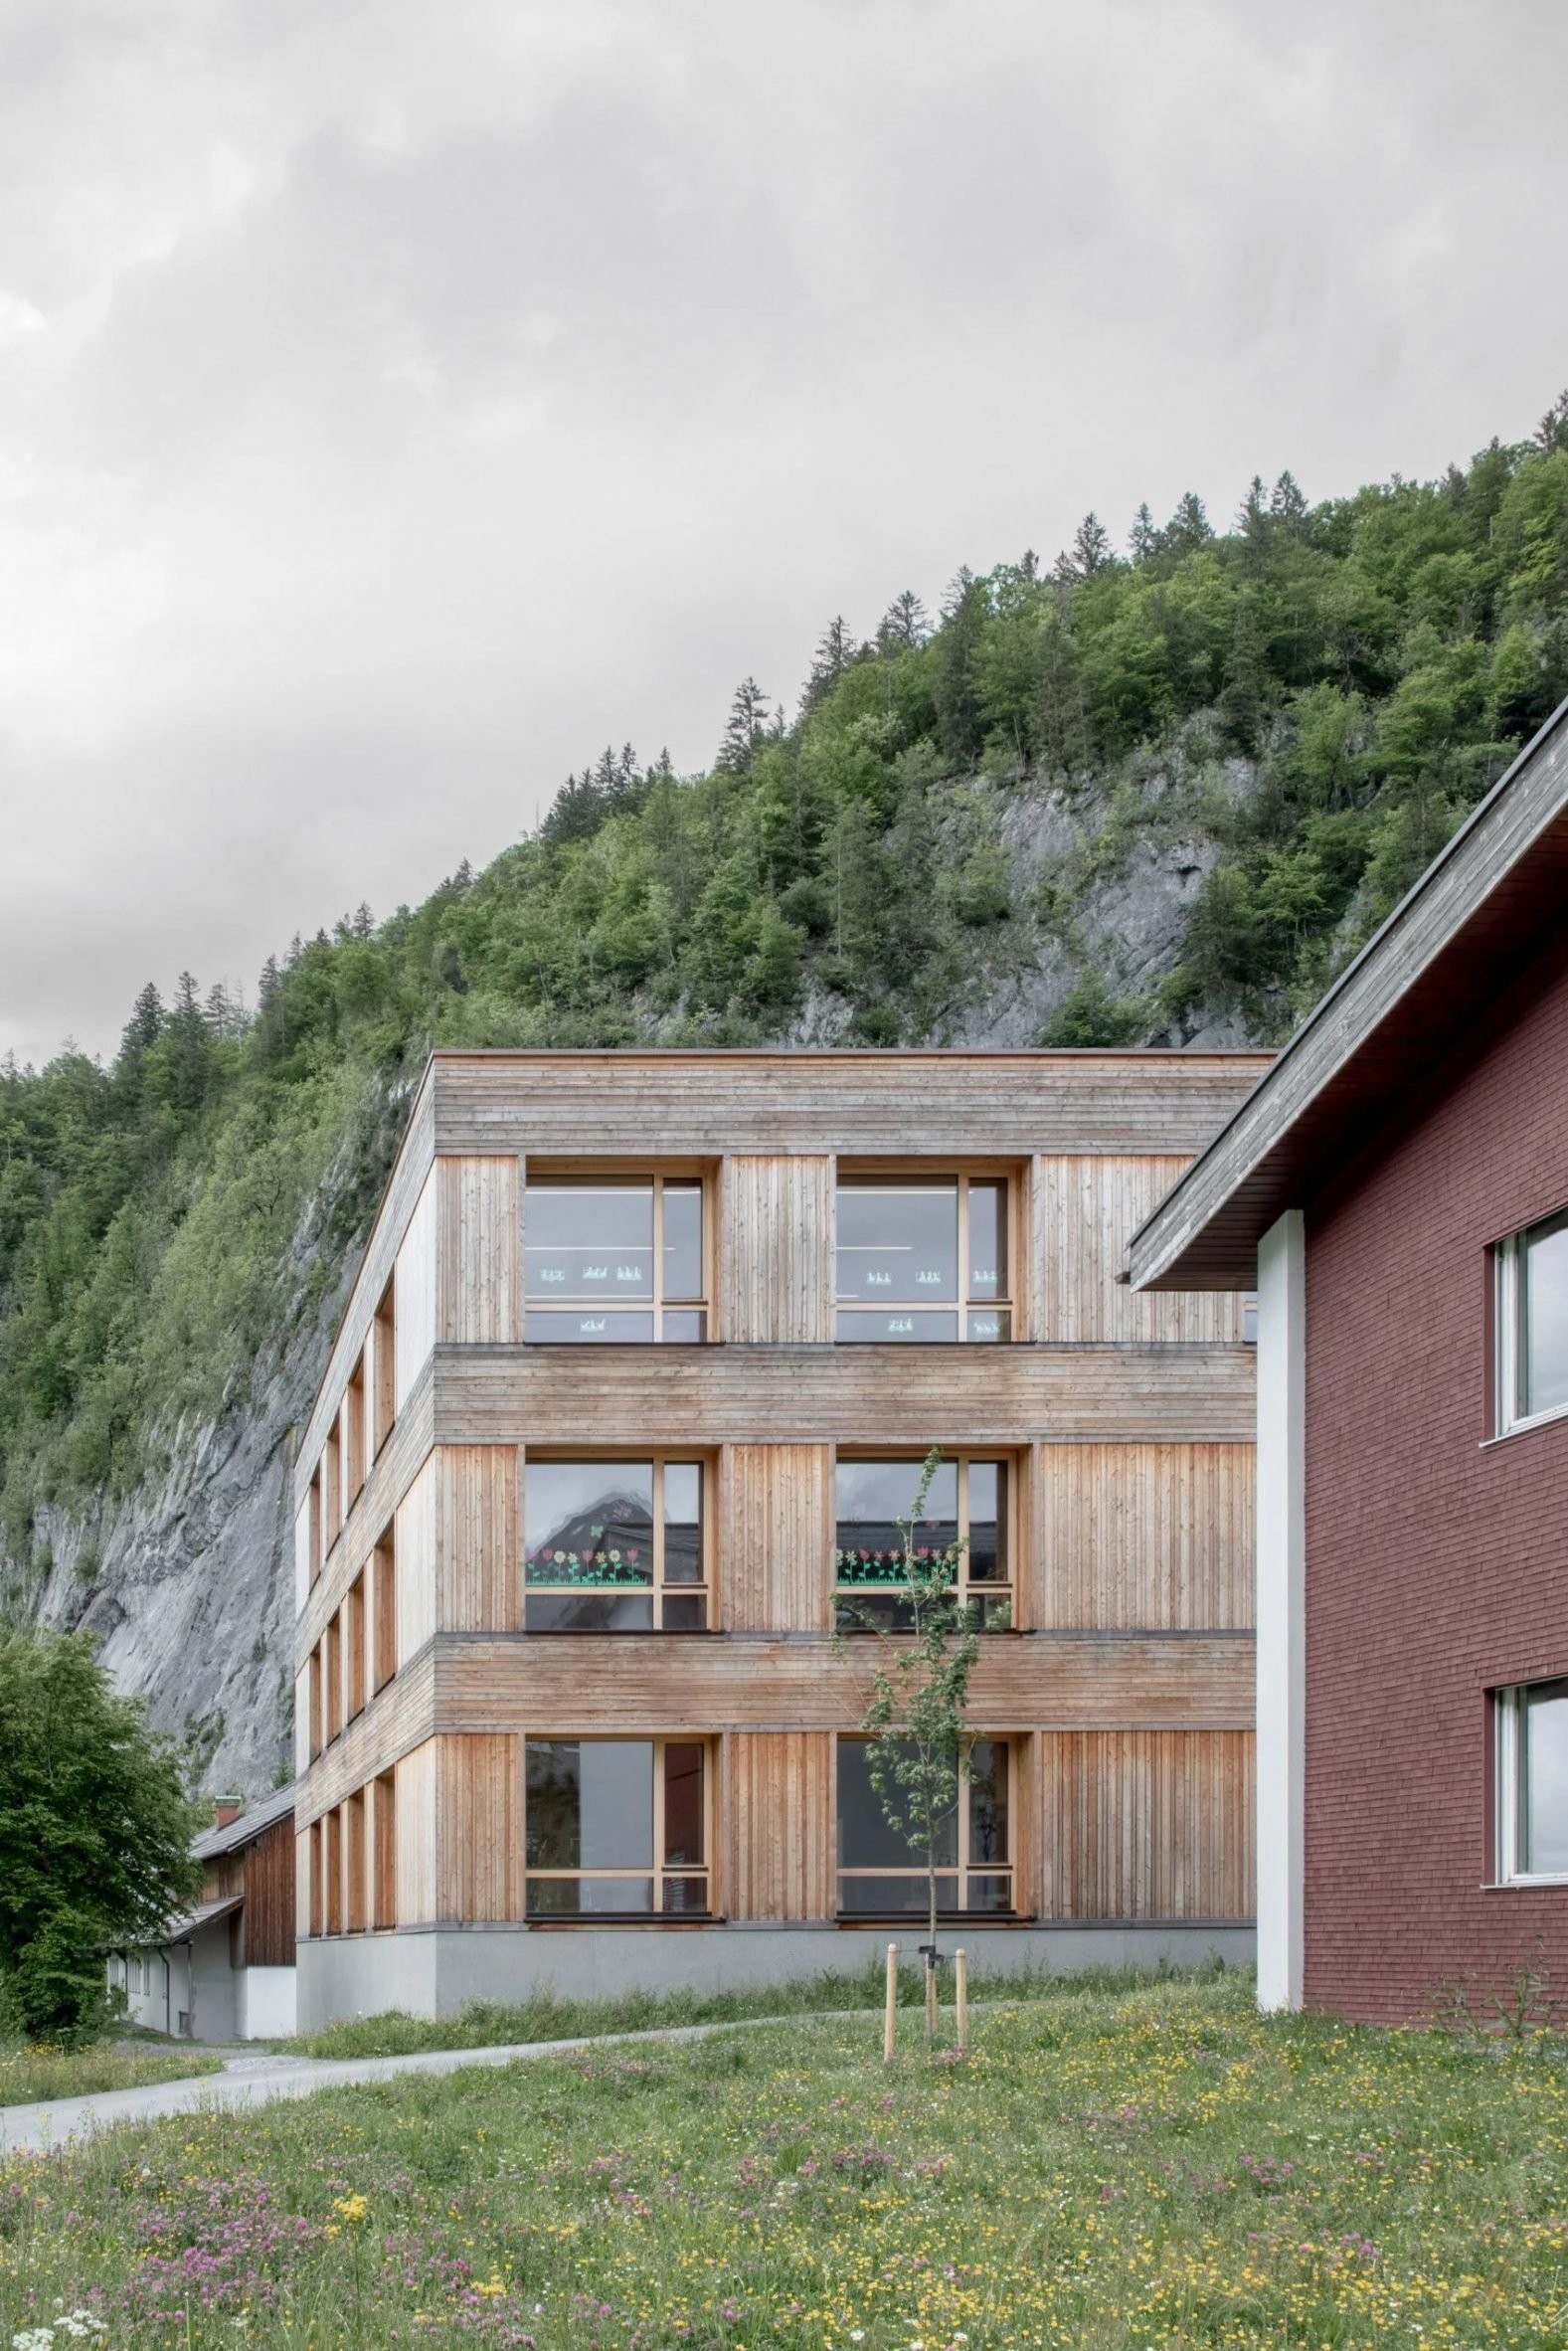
0, 2040, 222, 2107
3, 1973, 1566, 2348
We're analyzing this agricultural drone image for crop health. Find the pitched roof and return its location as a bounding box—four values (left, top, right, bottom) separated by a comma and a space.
1129, 697, 1568, 1291
191, 1783, 295, 1862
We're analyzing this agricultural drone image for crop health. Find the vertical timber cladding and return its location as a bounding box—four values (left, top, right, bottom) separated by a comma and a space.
1033, 1156, 1250, 1344
724, 1444, 833, 1631
723, 1155, 834, 1343
1040, 1729, 1256, 1921
395, 1446, 518, 1651
727, 1732, 834, 1919
1034, 1443, 1255, 1630
389, 1733, 519, 1925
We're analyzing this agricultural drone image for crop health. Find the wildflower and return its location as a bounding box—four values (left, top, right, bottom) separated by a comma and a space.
332, 2193, 368, 2224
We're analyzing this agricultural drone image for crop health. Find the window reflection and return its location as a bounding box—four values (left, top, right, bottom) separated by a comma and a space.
525, 1176, 707, 1342
833, 1458, 1012, 1632
524, 1459, 707, 1630
835, 1737, 1012, 1913
836, 1176, 1011, 1342
524, 1739, 709, 1914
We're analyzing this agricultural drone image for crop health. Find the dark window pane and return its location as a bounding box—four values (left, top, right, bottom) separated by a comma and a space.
661, 1876, 710, 1913
967, 1181, 1006, 1300
660, 1593, 707, 1631
838, 1874, 958, 1913
1523, 1217, 1568, 1418
964, 1873, 1014, 1913
663, 1182, 704, 1300
525, 1591, 655, 1632
965, 1310, 1010, 1344
525, 1309, 656, 1344
836, 1182, 958, 1302
661, 1310, 707, 1343
663, 1743, 705, 1865
1524, 1682, 1568, 1876
526, 1740, 653, 1871
663, 1462, 703, 1580
837, 1310, 960, 1343
527, 1877, 654, 1916
967, 1463, 1006, 1579
525, 1463, 653, 1583
838, 1739, 958, 1868
967, 1739, 1009, 1865
526, 1183, 654, 1299
834, 1592, 916, 1636
970, 1591, 1013, 1631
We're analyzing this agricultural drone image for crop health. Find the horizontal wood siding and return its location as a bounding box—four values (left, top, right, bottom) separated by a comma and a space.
1040, 1729, 1255, 1920
440, 1733, 520, 1921
726, 1731, 834, 1919
396, 1168, 438, 1414
1035, 1157, 1251, 1344
422, 1631, 1253, 1733
396, 1457, 438, 1664
1035, 1443, 1255, 1629
295, 1070, 436, 1488
396, 1738, 438, 1927
724, 1445, 832, 1632
725, 1156, 833, 1342
438, 1445, 518, 1633
434, 1345, 1255, 1448
439, 1156, 520, 1345
429, 1052, 1271, 1158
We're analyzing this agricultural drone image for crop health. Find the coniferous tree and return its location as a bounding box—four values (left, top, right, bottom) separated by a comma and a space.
1270, 470, 1308, 533
934, 569, 987, 765
1129, 503, 1159, 562
118, 984, 163, 1066
1535, 391, 1568, 453
803, 616, 860, 709
716, 678, 771, 773
1163, 491, 1213, 557
878, 590, 929, 649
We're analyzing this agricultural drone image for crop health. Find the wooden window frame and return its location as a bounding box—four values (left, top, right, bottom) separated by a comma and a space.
833, 1166, 1020, 1344
346, 1788, 368, 1932
835, 1733, 1014, 1916
373, 1770, 397, 1929
308, 1468, 322, 1589
372, 1272, 397, 1458
324, 1615, 343, 1745
523, 1166, 714, 1344
1494, 1210, 1568, 1438
325, 1809, 344, 1936
308, 1647, 322, 1762
323, 1424, 342, 1555
345, 1573, 367, 1723
309, 1819, 323, 1939
833, 1450, 1017, 1631
345, 1354, 367, 1505
523, 1452, 714, 1632
522, 1735, 713, 1918
1493, 1679, 1568, 1886
372, 1529, 398, 1694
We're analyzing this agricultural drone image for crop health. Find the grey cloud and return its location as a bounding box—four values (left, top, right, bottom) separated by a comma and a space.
2, 0, 1567, 1065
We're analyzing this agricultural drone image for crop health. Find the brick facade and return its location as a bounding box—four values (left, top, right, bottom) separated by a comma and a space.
1303, 927, 1568, 2021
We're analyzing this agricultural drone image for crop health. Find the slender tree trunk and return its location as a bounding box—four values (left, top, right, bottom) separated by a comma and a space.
925, 1793, 939, 2042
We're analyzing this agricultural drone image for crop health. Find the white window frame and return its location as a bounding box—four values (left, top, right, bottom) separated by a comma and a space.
1494, 1680, 1568, 1887
1494, 1211, 1568, 1438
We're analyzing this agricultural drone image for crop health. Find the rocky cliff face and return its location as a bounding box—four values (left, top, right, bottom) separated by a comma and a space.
22, 761, 1256, 1797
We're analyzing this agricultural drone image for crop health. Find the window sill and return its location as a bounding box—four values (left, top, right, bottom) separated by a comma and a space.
1481, 1399, 1568, 1449
526, 1914, 722, 1930
835, 1913, 1029, 1928
1481, 1876, 1568, 1891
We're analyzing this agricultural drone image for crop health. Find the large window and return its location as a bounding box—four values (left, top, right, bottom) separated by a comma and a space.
525, 1176, 707, 1343
1495, 1680, 1568, 1884
835, 1176, 1010, 1342
524, 1738, 709, 1915
524, 1458, 708, 1630
834, 1456, 1012, 1630
1495, 1209, 1568, 1434
836, 1736, 1013, 1914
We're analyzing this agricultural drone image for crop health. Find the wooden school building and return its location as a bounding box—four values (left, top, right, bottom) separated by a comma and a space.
292, 1050, 1268, 2027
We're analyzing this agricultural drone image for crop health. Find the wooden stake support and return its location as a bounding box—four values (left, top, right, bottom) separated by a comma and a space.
956, 1947, 968, 2053
884, 1942, 899, 2062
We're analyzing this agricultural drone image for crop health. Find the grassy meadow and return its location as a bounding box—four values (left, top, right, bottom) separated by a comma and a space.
0, 2042, 222, 2109
3, 1972, 1567, 2348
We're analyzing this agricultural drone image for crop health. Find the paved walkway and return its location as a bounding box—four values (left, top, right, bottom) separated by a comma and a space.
0, 2022, 757, 2157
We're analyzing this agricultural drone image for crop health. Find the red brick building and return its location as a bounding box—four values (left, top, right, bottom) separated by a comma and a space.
1131, 701, 1568, 2022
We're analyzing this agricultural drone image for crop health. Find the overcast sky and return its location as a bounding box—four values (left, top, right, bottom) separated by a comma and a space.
2, 0, 1564, 1067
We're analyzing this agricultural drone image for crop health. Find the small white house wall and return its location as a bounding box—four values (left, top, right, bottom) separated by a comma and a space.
238, 1966, 297, 2040
186, 1920, 238, 2044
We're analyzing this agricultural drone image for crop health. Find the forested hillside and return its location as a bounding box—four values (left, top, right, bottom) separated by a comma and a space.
3, 402, 1567, 1765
